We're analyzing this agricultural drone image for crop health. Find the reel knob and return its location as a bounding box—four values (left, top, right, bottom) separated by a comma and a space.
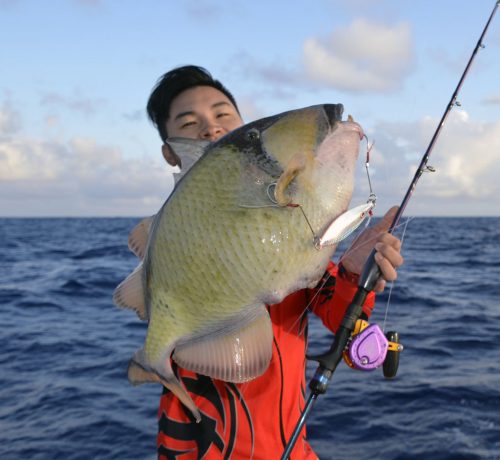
383, 331, 401, 379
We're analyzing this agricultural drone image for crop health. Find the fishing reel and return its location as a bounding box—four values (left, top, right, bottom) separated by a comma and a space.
343, 319, 403, 378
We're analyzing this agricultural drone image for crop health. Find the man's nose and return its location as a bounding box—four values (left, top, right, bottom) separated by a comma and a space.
200, 121, 223, 141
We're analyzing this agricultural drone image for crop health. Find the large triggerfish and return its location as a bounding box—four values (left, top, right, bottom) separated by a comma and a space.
114, 104, 364, 421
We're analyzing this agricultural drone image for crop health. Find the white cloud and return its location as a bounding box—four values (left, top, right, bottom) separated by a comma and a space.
183, 0, 222, 21
227, 51, 301, 96
353, 109, 500, 216
237, 96, 268, 124
0, 135, 174, 217
482, 94, 500, 105
303, 19, 415, 92
122, 109, 144, 122
1, 107, 498, 217
422, 110, 500, 199
0, 97, 22, 135
40, 91, 106, 116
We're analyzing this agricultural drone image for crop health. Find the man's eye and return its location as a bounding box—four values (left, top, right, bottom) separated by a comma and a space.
181, 121, 197, 128
216, 112, 229, 118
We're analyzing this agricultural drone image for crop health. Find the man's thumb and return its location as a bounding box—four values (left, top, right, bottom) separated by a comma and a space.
373, 206, 399, 232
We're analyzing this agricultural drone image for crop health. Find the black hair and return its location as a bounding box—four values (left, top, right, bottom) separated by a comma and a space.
146, 65, 239, 141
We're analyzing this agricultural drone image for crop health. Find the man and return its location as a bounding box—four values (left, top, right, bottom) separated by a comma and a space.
146, 65, 403, 459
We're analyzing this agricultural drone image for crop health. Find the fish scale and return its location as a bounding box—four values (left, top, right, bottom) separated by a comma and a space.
113, 104, 363, 420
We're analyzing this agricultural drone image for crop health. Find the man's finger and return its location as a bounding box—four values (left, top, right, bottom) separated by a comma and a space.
374, 251, 399, 281
376, 233, 402, 250
375, 242, 404, 268
372, 206, 399, 232
374, 279, 386, 293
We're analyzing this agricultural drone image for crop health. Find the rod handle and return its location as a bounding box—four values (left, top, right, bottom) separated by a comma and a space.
359, 249, 381, 291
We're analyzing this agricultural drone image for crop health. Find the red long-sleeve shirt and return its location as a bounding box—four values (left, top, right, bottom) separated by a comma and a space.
157, 261, 375, 460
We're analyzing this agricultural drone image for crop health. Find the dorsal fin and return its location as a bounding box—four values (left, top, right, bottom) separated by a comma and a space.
128, 215, 154, 260
113, 263, 147, 321
164, 138, 210, 185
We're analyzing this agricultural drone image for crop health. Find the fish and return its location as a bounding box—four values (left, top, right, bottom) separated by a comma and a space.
113, 104, 364, 421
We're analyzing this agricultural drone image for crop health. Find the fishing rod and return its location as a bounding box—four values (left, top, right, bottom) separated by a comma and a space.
281, 2, 499, 458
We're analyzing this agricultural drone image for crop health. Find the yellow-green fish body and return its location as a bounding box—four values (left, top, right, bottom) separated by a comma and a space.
114, 104, 363, 420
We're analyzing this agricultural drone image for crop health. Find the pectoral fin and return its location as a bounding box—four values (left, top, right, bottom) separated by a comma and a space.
173, 306, 273, 383
274, 153, 307, 206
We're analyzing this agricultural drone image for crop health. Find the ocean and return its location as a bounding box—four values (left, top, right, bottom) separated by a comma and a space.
0, 217, 499, 459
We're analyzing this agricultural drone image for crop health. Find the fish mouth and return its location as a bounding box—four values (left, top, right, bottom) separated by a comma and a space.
344, 118, 364, 140
323, 104, 364, 140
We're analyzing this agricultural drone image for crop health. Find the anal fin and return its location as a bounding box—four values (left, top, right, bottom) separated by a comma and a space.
128, 353, 201, 422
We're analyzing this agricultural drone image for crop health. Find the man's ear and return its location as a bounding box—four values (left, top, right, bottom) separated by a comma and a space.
161, 143, 181, 167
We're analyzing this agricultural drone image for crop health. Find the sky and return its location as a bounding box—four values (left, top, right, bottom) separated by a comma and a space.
0, 0, 499, 217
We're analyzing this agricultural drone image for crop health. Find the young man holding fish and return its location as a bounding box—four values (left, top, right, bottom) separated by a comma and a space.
143, 66, 403, 459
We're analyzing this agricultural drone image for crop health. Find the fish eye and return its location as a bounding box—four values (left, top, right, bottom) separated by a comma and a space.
245, 128, 260, 141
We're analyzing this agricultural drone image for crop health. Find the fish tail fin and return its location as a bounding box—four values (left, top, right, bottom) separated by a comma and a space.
127, 350, 201, 423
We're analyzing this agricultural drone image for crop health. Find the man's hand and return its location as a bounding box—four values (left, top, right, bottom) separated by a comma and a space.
340, 206, 404, 292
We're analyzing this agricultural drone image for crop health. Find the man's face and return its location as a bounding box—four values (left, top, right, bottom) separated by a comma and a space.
165, 86, 243, 141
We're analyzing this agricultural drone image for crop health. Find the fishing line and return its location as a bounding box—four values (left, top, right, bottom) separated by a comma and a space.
381, 216, 413, 332
364, 135, 375, 196
281, 3, 499, 457
337, 218, 411, 267
283, 135, 380, 339
241, 134, 377, 250
285, 216, 412, 341
282, 271, 333, 339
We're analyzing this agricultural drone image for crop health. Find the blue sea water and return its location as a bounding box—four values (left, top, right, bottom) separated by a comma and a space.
0, 217, 499, 460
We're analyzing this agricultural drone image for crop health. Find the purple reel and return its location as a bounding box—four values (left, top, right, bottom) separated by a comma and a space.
348, 324, 389, 371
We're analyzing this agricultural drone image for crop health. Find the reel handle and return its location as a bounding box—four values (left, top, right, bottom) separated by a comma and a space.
383, 331, 400, 379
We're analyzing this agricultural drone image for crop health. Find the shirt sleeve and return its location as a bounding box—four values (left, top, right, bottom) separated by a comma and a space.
308, 261, 376, 333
